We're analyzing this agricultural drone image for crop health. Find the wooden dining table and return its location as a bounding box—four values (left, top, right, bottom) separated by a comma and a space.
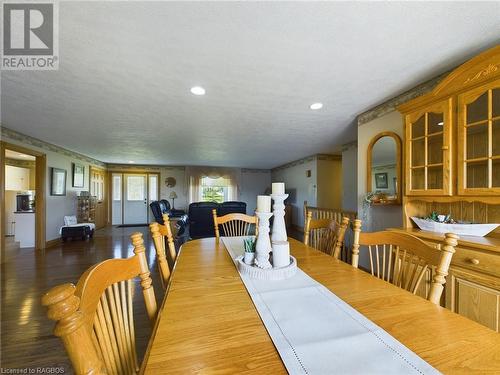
141, 237, 500, 374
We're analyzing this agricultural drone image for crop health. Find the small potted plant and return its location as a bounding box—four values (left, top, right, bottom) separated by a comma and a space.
243, 237, 256, 265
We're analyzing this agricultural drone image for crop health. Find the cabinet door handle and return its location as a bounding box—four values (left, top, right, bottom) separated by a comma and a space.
469, 258, 480, 265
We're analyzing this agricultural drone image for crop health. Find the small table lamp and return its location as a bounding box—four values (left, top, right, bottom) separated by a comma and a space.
169, 191, 178, 209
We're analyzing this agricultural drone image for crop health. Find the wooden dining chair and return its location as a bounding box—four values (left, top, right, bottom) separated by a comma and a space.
303, 211, 350, 259
212, 209, 258, 240
150, 213, 177, 288
42, 232, 158, 375
351, 219, 459, 305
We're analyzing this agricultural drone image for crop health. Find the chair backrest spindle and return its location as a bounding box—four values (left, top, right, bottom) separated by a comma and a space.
42, 232, 157, 374
304, 212, 350, 259
213, 210, 258, 240
351, 221, 458, 305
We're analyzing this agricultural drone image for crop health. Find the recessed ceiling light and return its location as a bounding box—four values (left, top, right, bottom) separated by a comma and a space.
190, 86, 206, 96
128, 160, 135, 164
310, 103, 323, 110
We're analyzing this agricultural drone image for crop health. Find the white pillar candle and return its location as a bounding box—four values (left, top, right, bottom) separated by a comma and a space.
272, 241, 290, 268
257, 195, 271, 212
272, 182, 285, 195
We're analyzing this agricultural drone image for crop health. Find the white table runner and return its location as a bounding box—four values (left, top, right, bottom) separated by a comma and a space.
222, 237, 440, 375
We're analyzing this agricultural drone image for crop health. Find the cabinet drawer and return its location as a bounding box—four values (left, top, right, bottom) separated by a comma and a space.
452, 247, 500, 278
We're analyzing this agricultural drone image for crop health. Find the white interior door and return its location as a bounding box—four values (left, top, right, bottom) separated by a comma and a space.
123, 174, 148, 224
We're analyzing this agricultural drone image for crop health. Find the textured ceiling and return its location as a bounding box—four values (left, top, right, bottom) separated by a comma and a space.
1, 2, 500, 168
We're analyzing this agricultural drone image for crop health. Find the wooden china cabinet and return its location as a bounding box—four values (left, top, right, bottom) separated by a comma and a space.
457, 80, 500, 195
404, 99, 453, 196
396, 45, 500, 332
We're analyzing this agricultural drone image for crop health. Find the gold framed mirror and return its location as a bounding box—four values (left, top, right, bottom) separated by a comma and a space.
366, 132, 402, 205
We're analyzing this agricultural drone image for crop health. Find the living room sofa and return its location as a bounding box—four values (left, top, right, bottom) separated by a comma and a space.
149, 200, 188, 240
188, 201, 246, 239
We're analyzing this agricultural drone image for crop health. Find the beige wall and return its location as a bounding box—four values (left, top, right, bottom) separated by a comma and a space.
240, 170, 272, 214
342, 142, 357, 212
271, 155, 343, 228
357, 110, 403, 232
159, 167, 189, 210
317, 158, 342, 209
272, 157, 317, 228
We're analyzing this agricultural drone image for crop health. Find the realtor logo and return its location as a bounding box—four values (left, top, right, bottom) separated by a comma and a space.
2, 1, 59, 70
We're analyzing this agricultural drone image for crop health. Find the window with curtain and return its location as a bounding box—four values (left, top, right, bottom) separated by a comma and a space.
200, 176, 232, 203
186, 167, 240, 204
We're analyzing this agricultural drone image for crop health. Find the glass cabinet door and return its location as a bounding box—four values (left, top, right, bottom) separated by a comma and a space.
458, 79, 500, 195
405, 99, 452, 195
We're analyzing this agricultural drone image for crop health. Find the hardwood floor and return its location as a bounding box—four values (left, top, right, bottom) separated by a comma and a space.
1, 226, 164, 373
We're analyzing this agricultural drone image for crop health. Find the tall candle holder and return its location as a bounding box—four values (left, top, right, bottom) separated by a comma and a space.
271, 193, 290, 269
270, 193, 289, 242
254, 211, 273, 269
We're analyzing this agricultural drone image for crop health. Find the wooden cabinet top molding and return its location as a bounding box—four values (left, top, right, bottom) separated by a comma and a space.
399, 45, 500, 112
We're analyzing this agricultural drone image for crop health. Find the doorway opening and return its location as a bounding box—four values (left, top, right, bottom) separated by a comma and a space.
1, 142, 46, 252
111, 172, 159, 226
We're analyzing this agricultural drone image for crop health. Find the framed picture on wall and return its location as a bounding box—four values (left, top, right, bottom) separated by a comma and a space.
72, 163, 85, 188
375, 172, 388, 189
51, 168, 67, 196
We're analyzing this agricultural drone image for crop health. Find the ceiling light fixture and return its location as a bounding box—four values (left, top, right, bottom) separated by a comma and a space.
190, 86, 206, 96
310, 103, 323, 110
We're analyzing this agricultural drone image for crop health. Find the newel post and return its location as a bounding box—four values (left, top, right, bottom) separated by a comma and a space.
42, 283, 105, 375
429, 232, 459, 305
351, 219, 362, 268
131, 232, 158, 322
